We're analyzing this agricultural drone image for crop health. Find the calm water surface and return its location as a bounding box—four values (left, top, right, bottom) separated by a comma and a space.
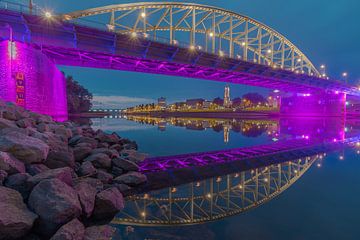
91, 116, 360, 240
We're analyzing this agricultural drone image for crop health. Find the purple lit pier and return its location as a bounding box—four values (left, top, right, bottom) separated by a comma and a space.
0, 40, 67, 119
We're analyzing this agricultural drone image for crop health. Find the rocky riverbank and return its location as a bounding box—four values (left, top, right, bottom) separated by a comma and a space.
0, 100, 148, 240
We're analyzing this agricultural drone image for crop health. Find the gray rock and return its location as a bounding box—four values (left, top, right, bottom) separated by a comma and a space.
54, 126, 73, 139
95, 131, 120, 144
91, 148, 119, 159
111, 166, 124, 177
36, 123, 50, 133
27, 167, 74, 188
114, 171, 147, 186
31, 132, 68, 152
109, 144, 122, 152
69, 136, 97, 148
0, 118, 17, 129
26, 164, 50, 176
97, 142, 109, 148
2, 110, 18, 121
74, 180, 97, 218
73, 146, 92, 162
84, 225, 116, 240
74, 178, 103, 193
96, 169, 113, 184
16, 118, 35, 128
50, 218, 85, 240
78, 161, 97, 177
0, 169, 7, 185
45, 150, 75, 169
112, 158, 139, 172
5, 173, 31, 200
0, 131, 49, 164
28, 179, 82, 237
115, 183, 132, 194
92, 187, 124, 220
0, 186, 38, 239
120, 150, 147, 163
0, 151, 25, 174
84, 153, 111, 169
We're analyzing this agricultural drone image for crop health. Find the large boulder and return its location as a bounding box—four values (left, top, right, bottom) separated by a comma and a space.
69, 136, 98, 148
0, 186, 38, 239
112, 158, 139, 172
74, 180, 97, 218
95, 130, 120, 144
0, 131, 49, 164
84, 225, 116, 240
73, 146, 92, 162
114, 171, 147, 186
77, 161, 97, 177
45, 150, 75, 169
96, 169, 113, 184
0, 170, 7, 185
0, 118, 17, 130
16, 118, 35, 128
91, 148, 119, 159
28, 179, 82, 237
50, 218, 84, 240
5, 173, 32, 200
26, 164, 50, 176
0, 151, 25, 174
92, 187, 124, 220
27, 167, 74, 188
31, 132, 68, 152
84, 153, 111, 169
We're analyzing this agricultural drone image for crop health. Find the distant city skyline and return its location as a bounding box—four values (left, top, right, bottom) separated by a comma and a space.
23, 0, 359, 108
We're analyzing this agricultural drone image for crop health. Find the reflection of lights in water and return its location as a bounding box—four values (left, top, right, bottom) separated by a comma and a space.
216, 177, 222, 182
317, 163, 322, 168
339, 156, 344, 160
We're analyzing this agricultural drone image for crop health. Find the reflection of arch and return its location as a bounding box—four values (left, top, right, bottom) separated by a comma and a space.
64, 2, 319, 76
112, 156, 317, 226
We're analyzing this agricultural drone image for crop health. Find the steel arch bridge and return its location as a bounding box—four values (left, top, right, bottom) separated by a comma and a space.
64, 2, 319, 77
112, 156, 317, 226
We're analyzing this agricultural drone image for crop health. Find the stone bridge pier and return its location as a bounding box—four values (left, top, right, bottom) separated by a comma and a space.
0, 40, 68, 120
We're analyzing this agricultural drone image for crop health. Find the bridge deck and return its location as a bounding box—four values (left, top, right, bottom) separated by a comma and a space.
0, 9, 359, 95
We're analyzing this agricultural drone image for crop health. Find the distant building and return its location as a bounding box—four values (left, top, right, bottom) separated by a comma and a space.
223, 85, 232, 107
232, 97, 242, 107
158, 97, 166, 109
186, 98, 205, 108
212, 97, 224, 106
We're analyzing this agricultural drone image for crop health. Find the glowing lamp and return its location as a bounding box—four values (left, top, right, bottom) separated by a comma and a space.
45, 11, 52, 19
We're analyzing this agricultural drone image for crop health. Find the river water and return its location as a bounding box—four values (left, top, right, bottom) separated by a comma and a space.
91, 116, 360, 240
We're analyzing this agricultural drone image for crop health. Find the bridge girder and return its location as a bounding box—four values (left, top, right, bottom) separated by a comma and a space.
63, 2, 320, 77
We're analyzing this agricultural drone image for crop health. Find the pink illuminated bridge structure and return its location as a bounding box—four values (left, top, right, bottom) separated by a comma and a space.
0, 2, 359, 96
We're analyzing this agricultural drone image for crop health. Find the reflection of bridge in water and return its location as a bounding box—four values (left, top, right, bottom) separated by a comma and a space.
113, 135, 360, 226
111, 117, 360, 226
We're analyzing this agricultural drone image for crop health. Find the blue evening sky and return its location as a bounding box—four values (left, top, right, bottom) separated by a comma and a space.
21, 0, 360, 108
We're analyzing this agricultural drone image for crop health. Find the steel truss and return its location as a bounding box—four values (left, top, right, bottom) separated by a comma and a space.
64, 2, 319, 76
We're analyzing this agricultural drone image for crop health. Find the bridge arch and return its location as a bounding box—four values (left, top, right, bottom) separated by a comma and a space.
63, 2, 320, 77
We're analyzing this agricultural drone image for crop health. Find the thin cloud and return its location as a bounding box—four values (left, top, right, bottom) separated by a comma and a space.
92, 95, 155, 109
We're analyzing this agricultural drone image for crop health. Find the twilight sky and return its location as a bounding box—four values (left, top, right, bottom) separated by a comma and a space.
21, 0, 360, 108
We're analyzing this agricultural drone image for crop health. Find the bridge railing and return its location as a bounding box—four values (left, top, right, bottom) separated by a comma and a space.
0, 0, 41, 15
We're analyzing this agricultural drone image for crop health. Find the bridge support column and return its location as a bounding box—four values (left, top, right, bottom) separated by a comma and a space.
280, 92, 346, 117
0, 40, 68, 120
